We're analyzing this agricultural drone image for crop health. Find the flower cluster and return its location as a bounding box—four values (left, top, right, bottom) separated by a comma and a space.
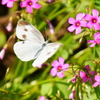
68, 9, 100, 47
69, 65, 100, 99
68, 9, 100, 34
79, 65, 97, 84
71, 65, 100, 88
1, 0, 41, 13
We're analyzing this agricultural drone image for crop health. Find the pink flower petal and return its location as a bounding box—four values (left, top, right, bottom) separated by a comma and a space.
69, 92, 74, 99
94, 75, 100, 82
38, 96, 45, 100
62, 64, 69, 71
82, 77, 89, 83
46, 19, 54, 34
89, 43, 96, 47
26, 6, 33, 13
76, 13, 85, 20
94, 32, 100, 40
90, 71, 97, 75
79, 71, 88, 83
68, 25, 76, 32
79, 71, 86, 76
84, 14, 92, 20
93, 82, 100, 87
58, 57, 64, 65
81, 20, 87, 27
0, 48, 5, 60
57, 71, 64, 78
6, 21, 12, 32
93, 24, 100, 30
92, 9, 99, 17
33, 0, 38, 3
75, 27, 81, 34
50, 68, 57, 76
52, 60, 59, 68
32, 3, 41, 9
87, 22, 93, 29
88, 40, 95, 44
89, 78, 93, 84
88, 40, 97, 47
98, 16, 100, 22
85, 65, 91, 72
1, 0, 9, 5
71, 77, 76, 83
7, 1, 13, 8
68, 17, 75, 24
20, 1, 27, 7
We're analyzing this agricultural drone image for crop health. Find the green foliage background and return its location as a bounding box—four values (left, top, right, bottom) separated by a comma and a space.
0, 0, 100, 100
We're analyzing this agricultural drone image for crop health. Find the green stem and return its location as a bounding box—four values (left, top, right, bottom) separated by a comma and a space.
19, 62, 28, 84
13, 60, 22, 79
39, 65, 51, 80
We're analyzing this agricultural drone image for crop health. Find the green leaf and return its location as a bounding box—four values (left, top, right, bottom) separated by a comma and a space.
41, 82, 52, 95
56, 82, 70, 99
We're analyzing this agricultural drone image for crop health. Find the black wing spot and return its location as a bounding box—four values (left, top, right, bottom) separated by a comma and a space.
18, 20, 29, 26
22, 41, 25, 44
24, 28, 28, 31
47, 52, 51, 55
54, 48, 57, 50
22, 34, 27, 39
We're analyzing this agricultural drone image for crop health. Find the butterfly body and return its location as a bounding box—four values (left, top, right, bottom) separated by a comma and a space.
14, 19, 62, 67
34, 42, 47, 58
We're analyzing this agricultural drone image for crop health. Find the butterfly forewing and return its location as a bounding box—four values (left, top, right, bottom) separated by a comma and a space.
16, 19, 45, 43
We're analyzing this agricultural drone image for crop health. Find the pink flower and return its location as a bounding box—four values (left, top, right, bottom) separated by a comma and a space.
38, 96, 49, 100
20, 0, 41, 13
69, 90, 75, 99
50, 57, 69, 78
46, 19, 54, 34
68, 13, 87, 34
71, 74, 78, 83
88, 32, 100, 47
0, 44, 8, 60
79, 65, 97, 84
84, 65, 91, 72
46, 0, 55, 3
93, 75, 100, 87
6, 20, 13, 32
1, 0, 17, 8
84, 9, 100, 30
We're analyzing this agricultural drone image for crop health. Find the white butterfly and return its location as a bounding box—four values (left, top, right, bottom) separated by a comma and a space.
14, 19, 62, 67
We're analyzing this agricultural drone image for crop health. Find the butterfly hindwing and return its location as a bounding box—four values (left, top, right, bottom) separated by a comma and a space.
14, 40, 42, 61
32, 43, 62, 67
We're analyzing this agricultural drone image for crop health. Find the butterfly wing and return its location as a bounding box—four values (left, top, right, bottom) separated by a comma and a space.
32, 43, 62, 67
14, 40, 42, 61
16, 19, 45, 43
